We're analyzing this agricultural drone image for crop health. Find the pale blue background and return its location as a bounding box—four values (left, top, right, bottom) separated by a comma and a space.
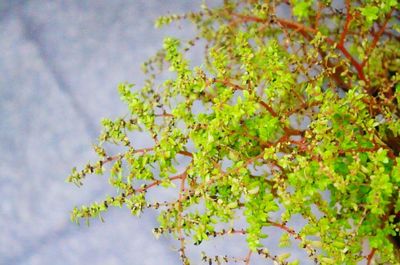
0, 1, 195, 264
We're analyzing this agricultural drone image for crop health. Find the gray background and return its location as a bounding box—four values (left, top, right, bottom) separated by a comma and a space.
0, 1, 196, 264
0, 1, 309, 264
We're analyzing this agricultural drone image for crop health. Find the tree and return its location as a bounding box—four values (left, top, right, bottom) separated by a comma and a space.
67, 1, 400, 264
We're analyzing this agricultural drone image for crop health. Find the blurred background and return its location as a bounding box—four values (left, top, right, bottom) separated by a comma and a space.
0, 1, 308, 264
0, 1, 198, 264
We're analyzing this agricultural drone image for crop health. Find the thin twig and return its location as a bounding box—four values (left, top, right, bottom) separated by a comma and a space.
231, 13, 367, 84
366, 248, 376, 265
339, 0, 352, 47
361, 9, 394, 68
244, 250, 252, 265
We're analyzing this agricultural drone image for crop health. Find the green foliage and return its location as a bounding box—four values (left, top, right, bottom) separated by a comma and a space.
68, 1, 400, 264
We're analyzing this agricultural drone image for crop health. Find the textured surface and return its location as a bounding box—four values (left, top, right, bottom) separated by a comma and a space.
0, 1, 193, 264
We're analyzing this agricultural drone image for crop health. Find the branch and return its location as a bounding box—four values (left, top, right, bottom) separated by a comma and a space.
361, 9, 394, 68
212, 228, 246, 237
135, 171, 187, 193
278, 17, 367, 85
102, 147, 154, 164
336, 43, 366, 82
314, 1, 323, 29
177, 171, 188, 263
155, 113, 174, 117
339, 0, 352, 47
267, 220, 318, 260
366, 248, 376, 265
214, 78, 304, 136
102, 148, 193, 165
231, 13, 367, 84
244, 250, 252, 265
215, 79, 278, 117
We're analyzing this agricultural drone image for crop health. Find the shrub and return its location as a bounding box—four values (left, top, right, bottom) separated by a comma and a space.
68, 1, 400, 264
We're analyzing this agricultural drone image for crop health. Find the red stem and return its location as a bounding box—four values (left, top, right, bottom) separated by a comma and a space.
268, 220, 302, 240
231, 13, 367, 84
361, 9, 394, 68
337, 43, 366, 81
339, 0, 352, 47
216, 79, 278, 117
366, 248, 376, 265
135, 172, 186, 193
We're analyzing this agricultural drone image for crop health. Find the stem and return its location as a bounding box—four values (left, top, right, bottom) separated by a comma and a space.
244, 250, 252, 265
314, 2, 323, 29
177, 172, 188, 263
231, 13, 367, 84
267, 220, 318, 261
361, 9, 394, 68
215, 78, 278, 117
135, 172, 186, 193
367, 248, 376, 265
339, 0, 352, 47
102, 147, 155, 165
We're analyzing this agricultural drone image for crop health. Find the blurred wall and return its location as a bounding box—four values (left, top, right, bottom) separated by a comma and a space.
0, 1, 195, 264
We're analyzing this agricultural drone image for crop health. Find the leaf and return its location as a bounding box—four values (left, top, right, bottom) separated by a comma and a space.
360, 6, 379, 25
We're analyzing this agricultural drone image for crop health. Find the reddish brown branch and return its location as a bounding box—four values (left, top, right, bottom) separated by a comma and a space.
155, 113, 174, 117
231, 13, 367, 84
276, 17, 318, 36
339, 0, 352, 47
176, 169, 189, 263
214, 78, 304, 136
314, 2, 323, 29
213, 228, 246, 236
179, 150, 193, 157
361, 9, 394, 68
267, 220, 317, 259
268, 220, 301, 240
215, 79, 278, 117
259, 101, 278, 117
135, 172, 186, 193
336, 43, 366, 82
366, 248, 376, 265
102, 147, 154, 165
244, 250, 253, 265
102, 148, 192, 168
